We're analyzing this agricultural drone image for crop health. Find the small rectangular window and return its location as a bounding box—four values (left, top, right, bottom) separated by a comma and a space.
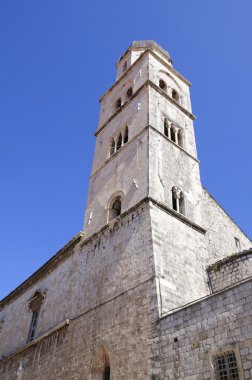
213, 351, 240, 380
235, 237, 241, 250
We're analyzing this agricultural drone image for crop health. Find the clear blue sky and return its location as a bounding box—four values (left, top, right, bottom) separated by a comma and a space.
1, 0, 251, 299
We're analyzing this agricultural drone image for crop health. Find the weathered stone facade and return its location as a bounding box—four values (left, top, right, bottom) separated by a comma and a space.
0, 40, 251, 379
151, 279, 252, 379
207, 249, 252, 293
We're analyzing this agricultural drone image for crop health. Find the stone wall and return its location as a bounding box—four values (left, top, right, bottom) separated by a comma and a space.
84, 125, 149, 236
201, 189, 252, 263
148, 126, 202, 225
150, 202, 209, 314
207, 250, 252, 293
99, 52, 149, 128
150, 279, 252, 380
0, 202, 157, 364
0, 278, 157, 380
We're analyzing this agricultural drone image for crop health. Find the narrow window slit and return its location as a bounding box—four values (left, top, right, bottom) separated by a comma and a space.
123, 127, 129, 144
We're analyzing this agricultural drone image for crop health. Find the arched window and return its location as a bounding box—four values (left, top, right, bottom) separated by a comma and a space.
127, 87, 133, 98
123, 61, 127, 71
123, 127, 129, 144
109, 197, 122, 221
172, 192, 177, 211
172, 187, 185, 215
164, 119, 169, 137
172, 89, 180, 103
179, 192, 185, 215
177, 129, 183, 147
170, 124, 176, 143
115, 98, 122, 109
104, 366, 110, 380
116, 133, 122, 151
159, 79, 166, 90
110, 138, 115, 156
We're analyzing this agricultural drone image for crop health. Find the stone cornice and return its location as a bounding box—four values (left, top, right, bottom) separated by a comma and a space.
81, 196, 206, 247
96, 79, 195, 136
149, 50, 191, 86
0, 197, 205, 310
91, 124, 198, 180
159, 275, 252, 320
99, 48, 191, 104
149, 81, 195, 120
206, 248, 252, 272
149, 125, 199, 163
99, 49, 149, 103
0, 233, 84, 310
80, 197, 151, 247
149, 197, 206, 235
117, 41, 172, 65
95, 80, 149, 136
0, 319, 70, 364
90, 126, 149, 179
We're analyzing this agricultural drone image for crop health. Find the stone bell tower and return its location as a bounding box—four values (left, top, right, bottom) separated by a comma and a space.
1, 41, 251, 380
83, 40, 208, 313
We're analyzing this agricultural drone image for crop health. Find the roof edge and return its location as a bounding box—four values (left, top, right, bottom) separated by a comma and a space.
117, 40, 172, 65
203, 187, 252, 243
0, 232, 84, 309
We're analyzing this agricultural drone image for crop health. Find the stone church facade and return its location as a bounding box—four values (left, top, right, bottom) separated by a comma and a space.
0, 40, 251, 379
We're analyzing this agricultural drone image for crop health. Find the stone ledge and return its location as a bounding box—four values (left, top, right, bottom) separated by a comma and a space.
149, 125, 199, 163
82, 196, 206, 248
149, 81, 195, 120
159, 275, 252, 321
91, 124, 198, 179
96, 81, 149, 136
0, 319, 70, 364
91, 126, 149, 179
149, 197, 206, 235
97, 79, 195, 136
99, 48, 191, 104
206, 248, 252, 272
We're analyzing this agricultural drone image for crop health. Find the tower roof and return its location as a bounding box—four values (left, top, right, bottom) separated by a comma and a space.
118, 40, 172, 63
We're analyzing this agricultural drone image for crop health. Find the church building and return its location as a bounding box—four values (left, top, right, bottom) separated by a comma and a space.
0, 40, 252, 380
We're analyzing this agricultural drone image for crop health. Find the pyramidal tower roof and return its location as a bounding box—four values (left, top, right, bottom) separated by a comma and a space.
118, 40, 172, 64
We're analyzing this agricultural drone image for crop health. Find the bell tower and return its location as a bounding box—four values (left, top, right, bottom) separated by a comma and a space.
84, 41, 202, 234
83, 41, 208, 312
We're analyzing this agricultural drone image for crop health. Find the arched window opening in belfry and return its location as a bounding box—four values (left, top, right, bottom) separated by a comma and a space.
109, 197, 122, 221
127, 87, 133, 98
179, 193, 185, 215
110, 138, 116, 156
172, 192, 177, 212
104, 366, 110, 380
170, 125, 176, 143
159, 79, 166, 91
172, 89, 180, 103
115, 98, 122, 110
164, 119, 169, 137
116, 133, 122, 151
177, 129, 183, 147
172, 187, 185, 215
123, 127, 129, 144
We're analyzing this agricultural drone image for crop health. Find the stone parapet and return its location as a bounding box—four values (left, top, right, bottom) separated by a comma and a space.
207, 249, 252, 293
